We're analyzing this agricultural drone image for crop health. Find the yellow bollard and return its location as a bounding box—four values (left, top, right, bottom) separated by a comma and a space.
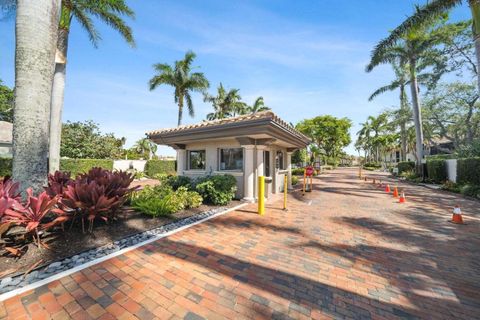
283, 174, 288, 211
310, 175, 313, 192
358, 166, 362, 179
258, 176, 265, 215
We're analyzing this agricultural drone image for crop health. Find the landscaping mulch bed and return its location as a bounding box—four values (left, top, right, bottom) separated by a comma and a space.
0, 201, 241, 278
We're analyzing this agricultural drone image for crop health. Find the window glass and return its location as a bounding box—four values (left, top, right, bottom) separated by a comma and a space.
276, 151, 284, 169
188, 150, 205, 170
219, 148, 243, 171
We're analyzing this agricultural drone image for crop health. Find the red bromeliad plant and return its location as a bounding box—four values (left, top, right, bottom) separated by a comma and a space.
45, 171, 72, 198
3, 189, 66, 247
61, 180, 123, 233
0, 177, 21, 205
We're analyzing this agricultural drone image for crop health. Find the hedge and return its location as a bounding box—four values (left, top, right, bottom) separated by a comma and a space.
60, 159, 114, 177
0, 158, 12, 177
144, 159, 176, 177
426, 159, 447, 183
397, 161, 415, 175
457, 157, 480, 185
0, 158, 114, 178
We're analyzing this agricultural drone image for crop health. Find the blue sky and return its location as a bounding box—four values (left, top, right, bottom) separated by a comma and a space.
0, 0, 471, 156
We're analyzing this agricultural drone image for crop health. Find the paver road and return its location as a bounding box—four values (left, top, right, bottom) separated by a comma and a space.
1, 168, 479, 319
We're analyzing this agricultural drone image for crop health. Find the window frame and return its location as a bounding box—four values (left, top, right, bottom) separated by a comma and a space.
218, 147, 244, 172
187, 149, 206, 171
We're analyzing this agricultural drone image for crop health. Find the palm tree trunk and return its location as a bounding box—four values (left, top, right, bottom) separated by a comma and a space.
408, 57, 425, 174
399, 85, 407, 161
49, 27, 70, 173
470, 0, 480, 91
13, 0, 61, 193
178, 95, 183, 126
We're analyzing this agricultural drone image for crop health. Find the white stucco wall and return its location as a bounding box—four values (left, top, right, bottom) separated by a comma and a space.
177, 139, 289, 200
446, 159, 457, 183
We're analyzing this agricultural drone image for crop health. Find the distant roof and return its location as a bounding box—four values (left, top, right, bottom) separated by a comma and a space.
147, 111, 309, 141
0, 121, 12, 144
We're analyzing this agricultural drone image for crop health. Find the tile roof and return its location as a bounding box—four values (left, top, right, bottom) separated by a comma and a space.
146, 111, 310, 141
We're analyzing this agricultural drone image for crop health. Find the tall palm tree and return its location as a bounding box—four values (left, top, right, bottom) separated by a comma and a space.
149, 51, 209, 126
13, 0, 61, 192
204, 83, 245, 120
367, 16, 446, 171
377, 0, 480, 92
246, 96, 270, 114
49, 0, 135, 173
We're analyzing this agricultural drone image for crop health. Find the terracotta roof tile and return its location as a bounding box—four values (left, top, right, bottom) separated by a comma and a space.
146, 111, 310, 141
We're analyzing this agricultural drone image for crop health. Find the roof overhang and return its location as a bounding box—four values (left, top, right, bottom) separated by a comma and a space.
147, 115, 311, 149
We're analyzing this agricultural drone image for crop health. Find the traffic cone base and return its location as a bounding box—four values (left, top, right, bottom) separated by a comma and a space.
399, 192, 406, 203
449, 214, 464, 224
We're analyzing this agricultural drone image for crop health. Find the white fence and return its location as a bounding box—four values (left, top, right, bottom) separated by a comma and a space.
113, 160, 147, 172
445, 159, 457, 183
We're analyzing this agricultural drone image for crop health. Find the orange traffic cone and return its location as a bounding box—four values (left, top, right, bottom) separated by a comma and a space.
393, 186, 399, 198
399, 191, 406, 203
450, 205, 464, 224
385, 184, 391, 193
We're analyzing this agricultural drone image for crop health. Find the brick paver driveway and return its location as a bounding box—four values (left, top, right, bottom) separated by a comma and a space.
1, 168, 479, 320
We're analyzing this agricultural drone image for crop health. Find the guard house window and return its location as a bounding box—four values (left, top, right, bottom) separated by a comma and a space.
188, 150, 205, 170
276, 151, 285, 170
219, 148, 243, 171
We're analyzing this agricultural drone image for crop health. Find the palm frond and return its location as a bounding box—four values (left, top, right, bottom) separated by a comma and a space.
185, 92, 195, 117
71, 7, 101, 47
368, 81, 400, 101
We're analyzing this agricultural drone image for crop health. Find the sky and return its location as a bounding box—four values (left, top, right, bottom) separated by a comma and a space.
0, 0, 471, 156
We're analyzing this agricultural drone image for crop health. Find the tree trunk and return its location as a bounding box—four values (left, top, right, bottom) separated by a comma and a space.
470, 0, 480, 91
49, 27, 69, 173
178, 95, 183, 126
408, 57, 424, 174
13, 0, 61, 193
399, 85, 407, 161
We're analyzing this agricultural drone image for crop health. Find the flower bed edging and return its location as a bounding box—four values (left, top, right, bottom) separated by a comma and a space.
0, 202, 248, 301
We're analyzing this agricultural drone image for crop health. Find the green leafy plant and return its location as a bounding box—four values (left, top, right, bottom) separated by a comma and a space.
460, 184, 480, 198
166, 175, 192, 190
426, 159, 447, 184
291, 176, 299, 185
442, 180, 461, 193
457, 157, 480, 185
144, 159, 176, 177
195, 175, 237, 205
398, 161, 415, 175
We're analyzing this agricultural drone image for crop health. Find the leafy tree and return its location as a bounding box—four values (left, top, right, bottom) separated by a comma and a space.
133, 138, 158, 160
367, 13, 449, 169
61, 120, 125, 159
204, 83, 246, 120
0, 80, 14, 122
12, 0, 61, 193
291, 149, 307, 166
376, 0, 480, 91
355, 113, 392, 162
149, 51, 209, 126
297, 115, 352, 165
47, 0, 135, 173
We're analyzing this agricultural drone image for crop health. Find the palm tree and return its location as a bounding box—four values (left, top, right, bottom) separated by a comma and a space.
48, 0, 135, 173
204, 83, 245, 120
134, 138, 157, 160
246, 96, 270, 114
376, 0, 480, 92
149, 51, 209, 126
367, 16, 446, 172
13, 0, 61, 192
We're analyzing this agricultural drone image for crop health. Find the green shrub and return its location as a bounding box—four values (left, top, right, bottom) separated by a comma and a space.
195, 174, 237, 205
291, 176, 299, 185
457, 157, 480, 185
60, 159, 113, 177
363, 167, 376, 171
426, 159, 447, 183
291, 168, 304, 176
0, 158, 12, 177
460, 184, 480, 198
131, 185, 202, 217
442, 180, 461, 193
144, 160, 176, 177
166, 175, 192, 190
398, 161, 415, 175
363, 162, 381, 169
